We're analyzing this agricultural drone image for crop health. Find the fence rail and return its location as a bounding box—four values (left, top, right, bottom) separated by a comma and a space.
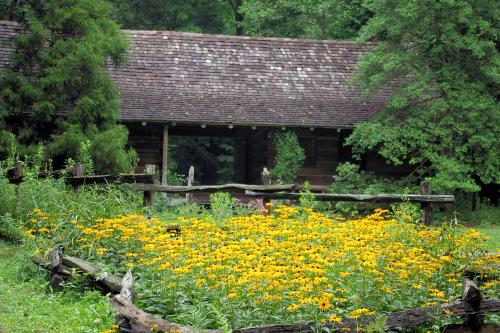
129, 183, 296, 193
130, 182, 454, 225
6, 162, 455, 225
245, 191, 455, 204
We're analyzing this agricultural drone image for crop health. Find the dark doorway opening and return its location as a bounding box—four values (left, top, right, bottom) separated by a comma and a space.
171, 136, 234, 185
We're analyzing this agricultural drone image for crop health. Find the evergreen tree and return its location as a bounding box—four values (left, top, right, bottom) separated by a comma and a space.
239, 0, 371, 39
0, 0, 136, 173
348, 0, 499, 192
111, 0, 231, 33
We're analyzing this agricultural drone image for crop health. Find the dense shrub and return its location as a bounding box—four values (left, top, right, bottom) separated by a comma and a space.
270, 131, 305, 184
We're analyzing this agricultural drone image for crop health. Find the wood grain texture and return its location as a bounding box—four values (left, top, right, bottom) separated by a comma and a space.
131, 183, 296, 193
245, 191, 455, 203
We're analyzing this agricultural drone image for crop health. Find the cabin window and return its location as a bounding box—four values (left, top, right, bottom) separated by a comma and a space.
299, 138, 317, 166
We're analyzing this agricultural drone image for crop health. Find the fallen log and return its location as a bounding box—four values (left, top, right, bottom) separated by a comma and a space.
111, 270, 218, 333
32, 254, 123, 294
111, 294, 207, 333
61, 255, 123, 294
32, 256, 72, 275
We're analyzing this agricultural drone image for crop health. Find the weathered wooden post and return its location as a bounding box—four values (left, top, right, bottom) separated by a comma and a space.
261, 167, 271, 185
261, 167, 271, 210
49, 246, 64, 292
186, 166, 194, 203
115, 269, 134, 332
462, 278, 484, 330
142, 164, 156, 207
14, 161, 23, 218
420, 181, 431, 226
162, 125, 169, 186
71, 163, 84, 192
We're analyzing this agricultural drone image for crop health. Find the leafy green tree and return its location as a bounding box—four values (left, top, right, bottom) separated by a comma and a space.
0, 0, 136, 173
227, 0, 244, 35
111, 0, 230, 33
239, 0, 371, 39
348, 0, 499, 192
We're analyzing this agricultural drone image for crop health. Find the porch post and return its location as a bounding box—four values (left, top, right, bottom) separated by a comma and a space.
162, 125, 169, 185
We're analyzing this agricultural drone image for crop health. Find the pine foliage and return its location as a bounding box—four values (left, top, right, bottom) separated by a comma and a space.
0, 0, 135, 173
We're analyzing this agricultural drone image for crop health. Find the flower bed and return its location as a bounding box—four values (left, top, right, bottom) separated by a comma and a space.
25, 205, 499, 329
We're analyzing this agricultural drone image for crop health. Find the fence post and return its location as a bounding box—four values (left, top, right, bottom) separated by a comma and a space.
142, 164, 156, 207
186, 166, 194, 203
261, 167, 271, 185
462, 279, 484, 329
14, 161, 23, 218
261, 167, 271, 210
71, 163, 84, 192
420, 181, 431, 226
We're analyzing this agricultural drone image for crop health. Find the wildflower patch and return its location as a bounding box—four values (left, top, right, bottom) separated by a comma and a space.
27, 206, 499, 329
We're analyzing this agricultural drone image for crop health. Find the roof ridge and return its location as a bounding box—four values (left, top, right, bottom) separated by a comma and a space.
124, 29, 369, 46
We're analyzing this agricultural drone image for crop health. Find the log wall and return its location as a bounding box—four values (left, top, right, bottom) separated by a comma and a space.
126, 123, 163, 172
126, 122, 412, 186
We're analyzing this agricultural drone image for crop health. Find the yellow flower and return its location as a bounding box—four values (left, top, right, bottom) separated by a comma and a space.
96, 247, 107, 256
286, 304, 300, 311
318, 298, 331, 311
439, 256, 453, 263
429, 288, 445, 298
327, 314, 342, 323
348, 308, 374, 319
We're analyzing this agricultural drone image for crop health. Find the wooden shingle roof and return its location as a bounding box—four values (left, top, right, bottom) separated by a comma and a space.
1, 21, 388, 128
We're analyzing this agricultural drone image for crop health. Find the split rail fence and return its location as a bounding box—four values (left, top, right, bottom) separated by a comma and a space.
7, 162, 498, 331
7, 163, 455, 225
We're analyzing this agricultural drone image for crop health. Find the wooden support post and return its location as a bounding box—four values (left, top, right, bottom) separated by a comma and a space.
420, 181, 431, 226
261, 167, 271, 210
71, 163, 84, 192
186, 166, 194, 203
143, 164, 156, 207
162, 125, 169, 186
261, 167, 271, 185
115, 269, 134, 332
462, 278, 484, 329
14, 161, 23, 218
49, 246, 63, 292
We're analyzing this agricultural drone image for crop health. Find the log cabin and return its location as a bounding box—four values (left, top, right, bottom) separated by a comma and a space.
0, 20, 410, 185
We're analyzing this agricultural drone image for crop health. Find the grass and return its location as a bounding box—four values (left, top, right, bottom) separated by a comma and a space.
0, 241, 115, 333
473, 225, 500, 251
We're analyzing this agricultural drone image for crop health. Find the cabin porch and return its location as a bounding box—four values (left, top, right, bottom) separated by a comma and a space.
125, 121, 409, 186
